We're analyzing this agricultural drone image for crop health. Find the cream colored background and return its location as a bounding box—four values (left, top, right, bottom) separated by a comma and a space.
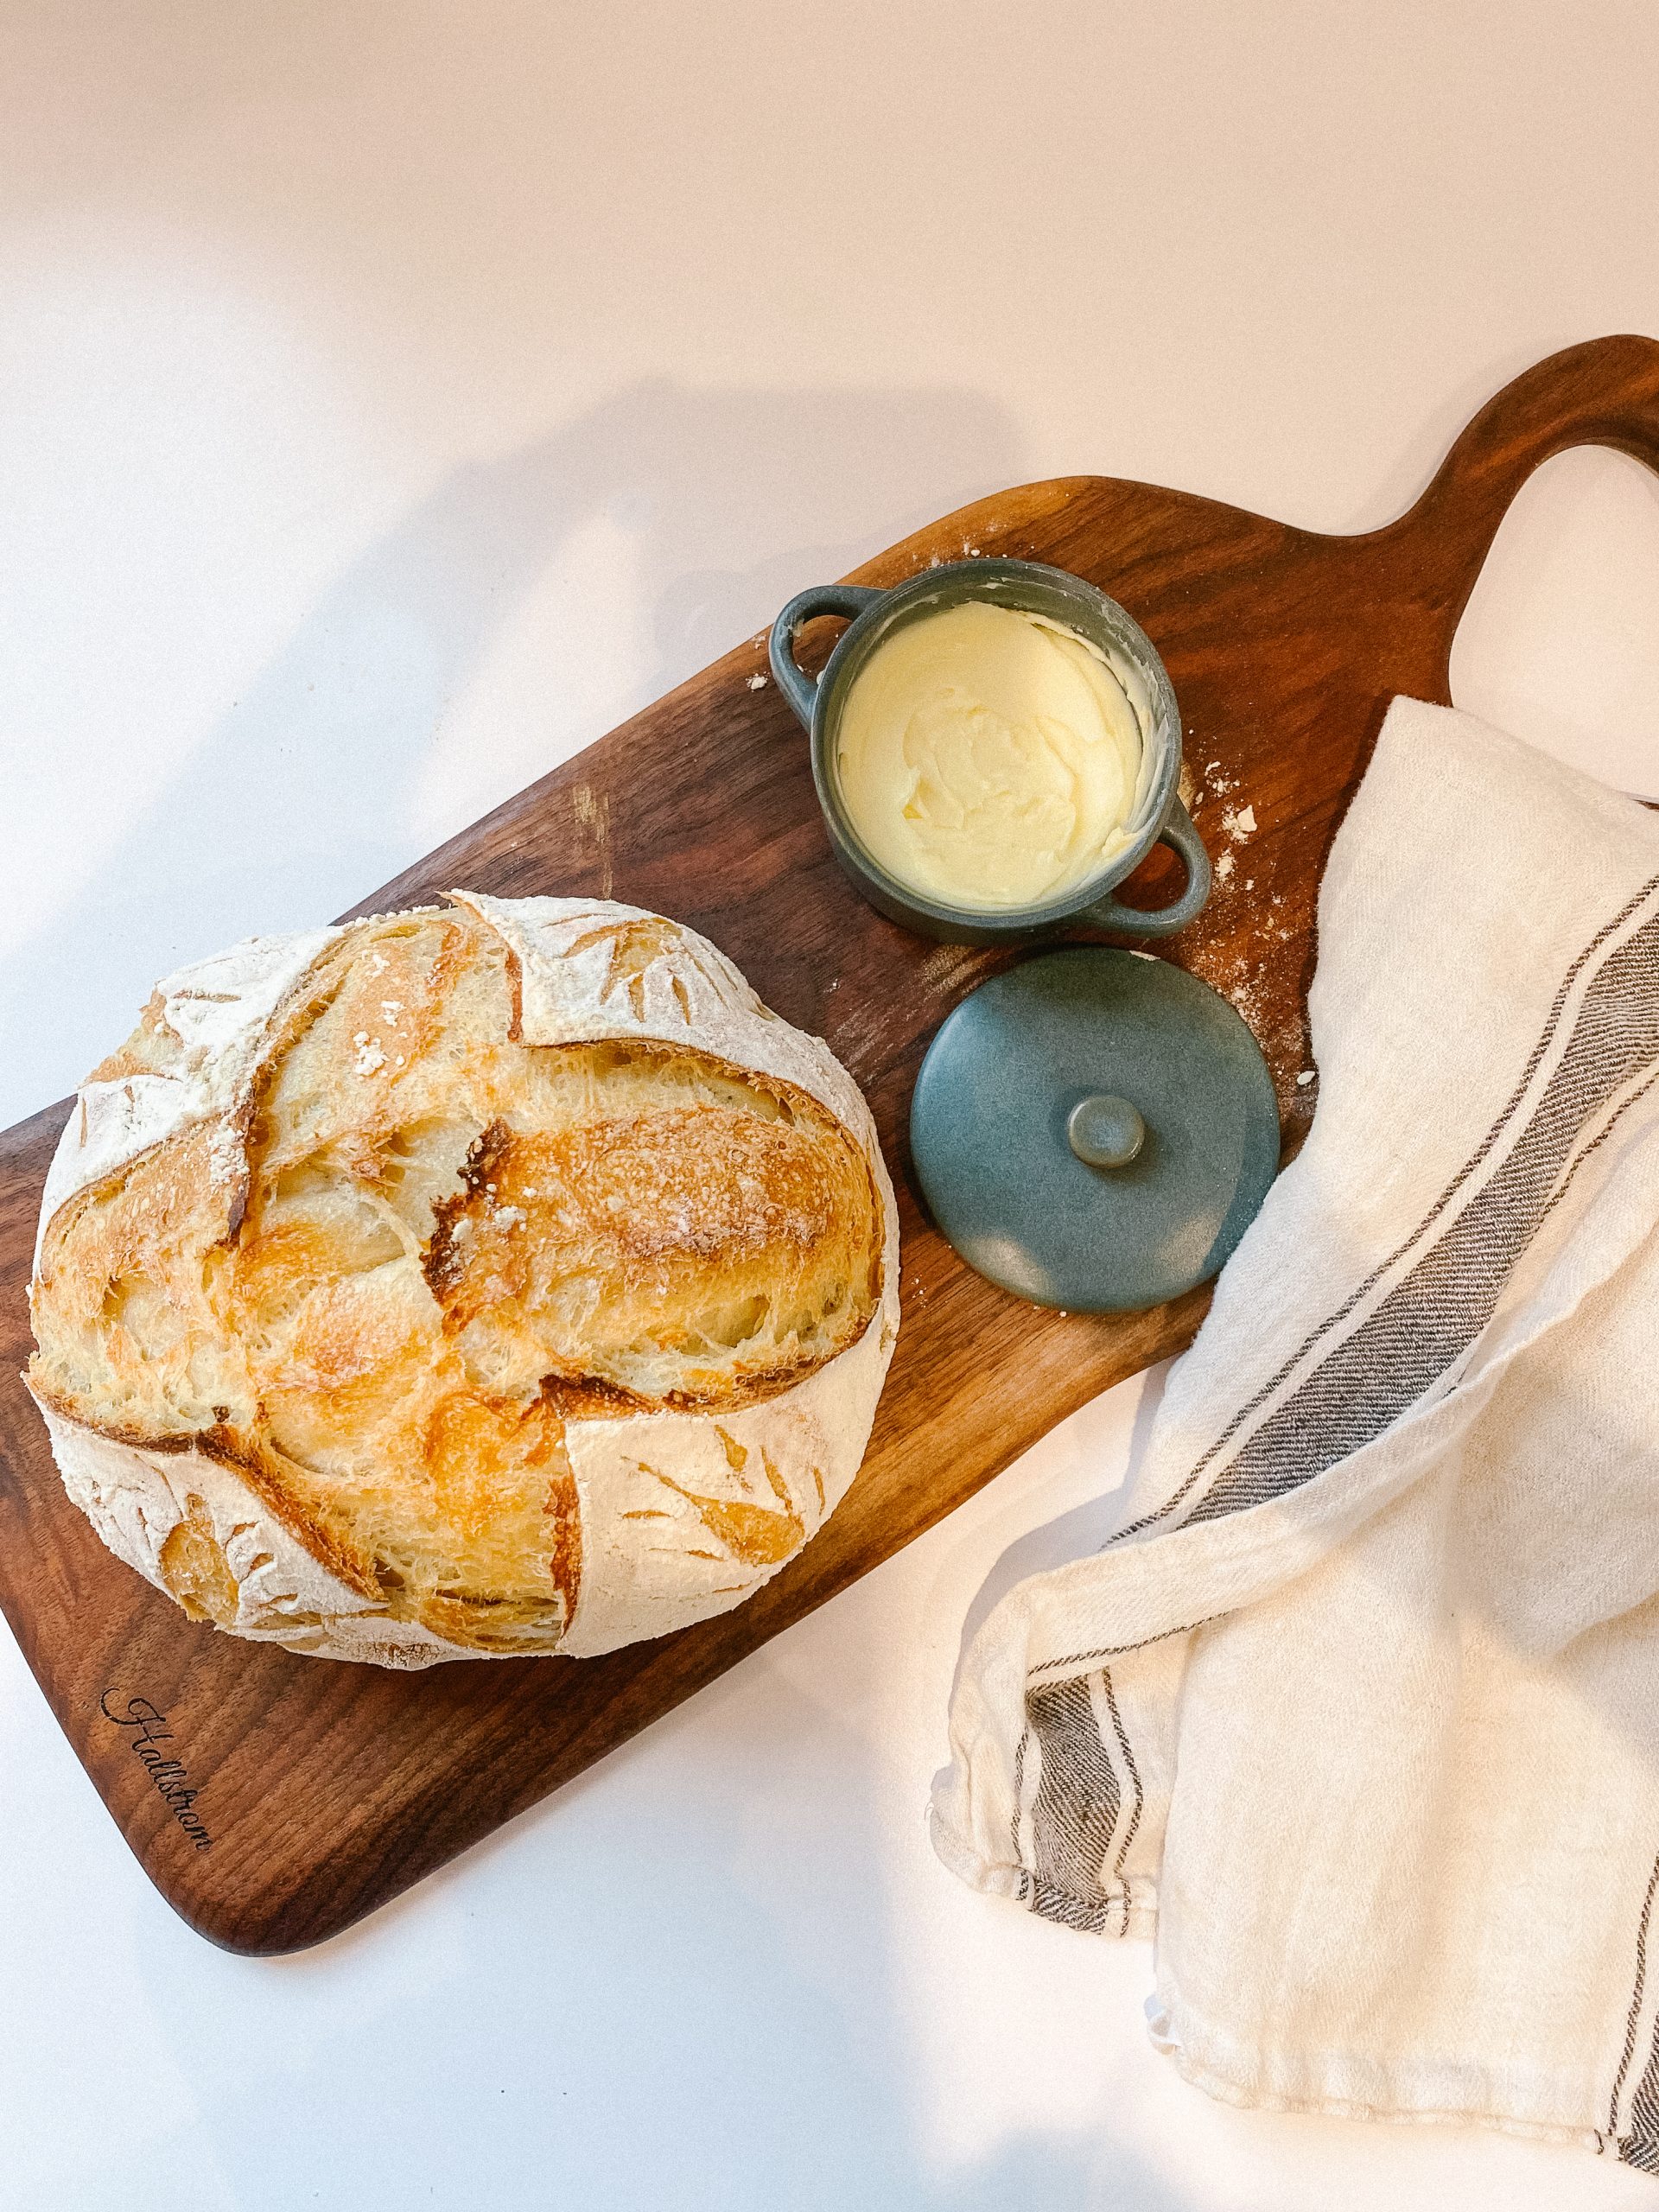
3, 4, 1659, 2207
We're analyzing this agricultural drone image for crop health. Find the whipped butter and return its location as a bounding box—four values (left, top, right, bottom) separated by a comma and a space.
835, 601, 1149, 910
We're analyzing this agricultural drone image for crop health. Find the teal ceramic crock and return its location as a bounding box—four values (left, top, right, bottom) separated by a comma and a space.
768, 557, 1210, 947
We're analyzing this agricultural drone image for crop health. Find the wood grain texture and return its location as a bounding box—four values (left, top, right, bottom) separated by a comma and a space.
3, 334, 1656, 1954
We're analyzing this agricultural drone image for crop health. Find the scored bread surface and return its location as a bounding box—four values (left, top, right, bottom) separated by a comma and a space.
28, 893, 899, 1666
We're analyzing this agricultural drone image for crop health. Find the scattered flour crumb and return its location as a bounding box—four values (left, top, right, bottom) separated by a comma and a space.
1296, 1070, 1317, 1087
493, 1206, 526, 1230
1244, 879, 1255, 891
380, 1000, 404, 1023
367, 953, 389, 974
746, 672, 767, 691
352, 1031, 386, 1077
1215, 851, 1236, 882
207, 1125, 242, 1187
1221, 803, 1257, 844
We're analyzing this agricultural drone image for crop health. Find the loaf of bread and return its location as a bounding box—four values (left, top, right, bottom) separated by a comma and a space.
27, 892, 899, 1666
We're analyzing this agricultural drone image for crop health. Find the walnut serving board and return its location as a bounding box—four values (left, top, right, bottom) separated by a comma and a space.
3, 336, 1656, 1955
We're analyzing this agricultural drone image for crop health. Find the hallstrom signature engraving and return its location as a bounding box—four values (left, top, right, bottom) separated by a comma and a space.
99, 1693, 213, 1851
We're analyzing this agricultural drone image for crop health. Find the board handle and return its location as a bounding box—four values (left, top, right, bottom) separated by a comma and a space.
1390, 334, 1659, 633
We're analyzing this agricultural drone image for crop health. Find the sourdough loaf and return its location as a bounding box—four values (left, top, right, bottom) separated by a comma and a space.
27, 893, 899, 1666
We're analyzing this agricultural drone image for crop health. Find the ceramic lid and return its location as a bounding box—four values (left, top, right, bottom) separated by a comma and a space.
909, 949, 1281, 1313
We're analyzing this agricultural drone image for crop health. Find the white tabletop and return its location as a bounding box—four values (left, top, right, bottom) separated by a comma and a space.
5, 7, 1659, 2207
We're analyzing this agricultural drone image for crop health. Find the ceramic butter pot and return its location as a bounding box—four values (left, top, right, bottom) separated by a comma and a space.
768, 556, 1211, 946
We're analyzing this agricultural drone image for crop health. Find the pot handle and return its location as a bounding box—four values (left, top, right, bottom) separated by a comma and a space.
768, 584, 885, 728
1079, 797, 1212, 938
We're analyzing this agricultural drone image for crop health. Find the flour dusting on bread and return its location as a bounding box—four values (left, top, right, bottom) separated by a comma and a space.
27, 896, 899, 1666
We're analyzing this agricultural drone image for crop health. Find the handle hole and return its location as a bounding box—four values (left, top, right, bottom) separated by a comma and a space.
1103, 830, 1192, 918
1450, 448, 1659, 801
786, 613, 857, 689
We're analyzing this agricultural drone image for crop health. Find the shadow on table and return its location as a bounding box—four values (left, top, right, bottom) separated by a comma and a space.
3, 376, 1021, 1119
102, 1642, 1196, 2212
947, 1363, 1173, 1695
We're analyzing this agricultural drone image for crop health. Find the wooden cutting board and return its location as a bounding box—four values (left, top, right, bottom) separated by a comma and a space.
3, 335, 1656, 1955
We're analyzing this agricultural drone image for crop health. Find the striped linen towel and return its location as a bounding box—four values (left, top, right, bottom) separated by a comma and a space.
931, 696, 1659, 2170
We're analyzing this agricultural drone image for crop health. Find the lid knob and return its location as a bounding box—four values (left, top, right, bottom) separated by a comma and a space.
1067, 1093, 1146, 1170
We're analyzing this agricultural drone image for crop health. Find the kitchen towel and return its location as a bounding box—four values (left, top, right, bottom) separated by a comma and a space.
931, 696, 1659, 2170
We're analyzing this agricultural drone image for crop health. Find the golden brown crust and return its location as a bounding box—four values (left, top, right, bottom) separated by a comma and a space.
159, 1494, 240, 1624
194, 1425, 389, 1599
424, 1096, 879, 1410
29, 903, 887, 1658
86, 987, 188, 1085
